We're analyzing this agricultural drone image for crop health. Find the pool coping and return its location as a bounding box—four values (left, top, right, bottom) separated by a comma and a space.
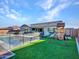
0, 50, 15, 59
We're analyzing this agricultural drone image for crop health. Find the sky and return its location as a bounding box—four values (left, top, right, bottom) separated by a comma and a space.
0, 0, 79, 28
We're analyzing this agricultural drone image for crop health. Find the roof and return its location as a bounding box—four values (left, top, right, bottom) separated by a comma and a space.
21, 24, 30, 27
31, 21, 63, 25
31, 21, 65, 28
0, 27, 8, 30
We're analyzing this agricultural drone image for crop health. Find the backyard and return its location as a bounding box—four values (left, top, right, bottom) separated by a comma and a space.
10, 37, 79, 59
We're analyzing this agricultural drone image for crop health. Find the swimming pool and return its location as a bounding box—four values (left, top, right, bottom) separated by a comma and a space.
0, 35, 39, 49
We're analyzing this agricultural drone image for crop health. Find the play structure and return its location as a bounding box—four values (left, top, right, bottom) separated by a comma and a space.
47, 32, 56, 38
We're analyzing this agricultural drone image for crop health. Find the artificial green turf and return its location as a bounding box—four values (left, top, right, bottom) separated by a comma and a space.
10, 38, 79, 59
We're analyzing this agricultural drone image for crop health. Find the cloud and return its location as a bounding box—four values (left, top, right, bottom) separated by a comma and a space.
47, 2, 70, 18
0, 0, 29, 20
4, 0, 9, 5
37, 0, 53, 10
37, 0, 71, 22
0, 2, 17, 20
5, 9, 29, 20
0, 8, 5, 14
11, 0, 30, 9
0, 1, 10, 14
10, 9, 20, 16
6, 14, 17, 20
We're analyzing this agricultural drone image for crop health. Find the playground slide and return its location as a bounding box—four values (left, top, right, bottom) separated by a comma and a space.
48, 32, 56, 37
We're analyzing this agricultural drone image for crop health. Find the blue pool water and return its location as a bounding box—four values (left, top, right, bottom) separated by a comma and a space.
0, 35, 37, 48
0, 36, 22, 46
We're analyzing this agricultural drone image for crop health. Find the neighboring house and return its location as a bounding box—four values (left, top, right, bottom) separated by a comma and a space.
78, 29, 79, 37
12, 25, 20, 30
0, 28, 9, 35
8, 27, 14, 34
65, 28, 78, 37
20, 24, 31, 34
31, 21, 65, 40
8, 26, 20, 34
73, 29, 78, 37
65, 28, 74, 36
74, 28, 79, 37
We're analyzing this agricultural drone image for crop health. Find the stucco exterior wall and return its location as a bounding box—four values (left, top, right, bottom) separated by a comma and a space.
0, 30, 9, 35
44, 27, 50, 36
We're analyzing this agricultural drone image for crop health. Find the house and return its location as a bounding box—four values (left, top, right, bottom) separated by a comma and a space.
8, 25, 20, 34
65, 28, 74, 36
65, 28, 78, 37
31, 21, 65, 40
20, 24, 31, 34
74, 28, 79, 37
0, 28, 9, 35
77, 29, 79, 37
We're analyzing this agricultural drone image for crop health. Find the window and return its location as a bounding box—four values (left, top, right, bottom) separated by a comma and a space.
48, 28, 55, 32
